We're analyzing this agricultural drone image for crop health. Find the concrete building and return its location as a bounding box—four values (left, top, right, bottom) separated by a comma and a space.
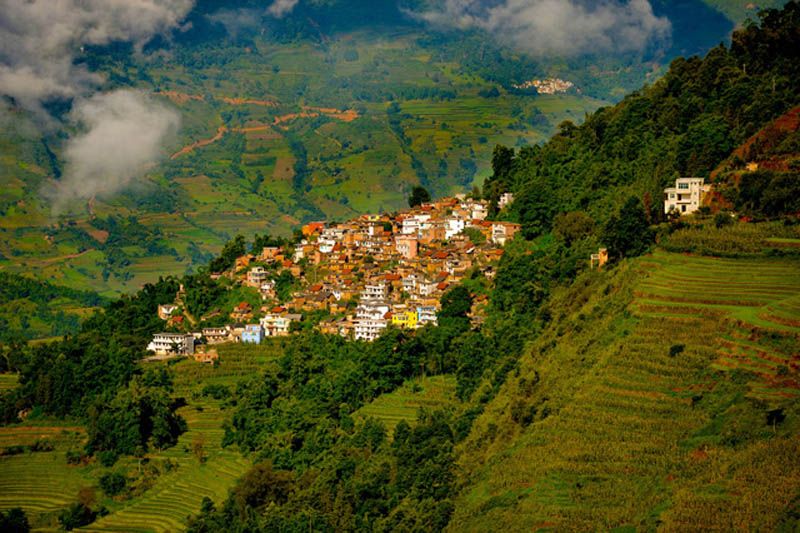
147, 333, 195, 356
395, 235, 419, 260
260, 313, 301, 337
362, 283, 388, 300
498, 192, 514, 210
241, 324, 265, 344
491, 222, 521, 246
663, 177, 710, 215
247, 266, 269, 287
417, 306, 438, 326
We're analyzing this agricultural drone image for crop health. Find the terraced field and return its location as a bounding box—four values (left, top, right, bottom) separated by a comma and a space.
0, 373, 18, 393
0, 422, 88, 525
82, 344, 279, 533
634, 250, 800, 405
452, 251, 800, 530
354, 374, 457, 436
0, 343, 279, 532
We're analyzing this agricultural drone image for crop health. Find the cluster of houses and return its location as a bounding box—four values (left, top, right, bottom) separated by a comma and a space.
146, 194, 521, 357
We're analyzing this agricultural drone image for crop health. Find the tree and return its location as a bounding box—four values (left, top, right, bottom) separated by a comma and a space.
0, 508, 29, 533
602, 196, 654, 259
99, 473, 127, 496
439, 286, 472, 320
553, 211, 595, 246
408, 186, 431, 208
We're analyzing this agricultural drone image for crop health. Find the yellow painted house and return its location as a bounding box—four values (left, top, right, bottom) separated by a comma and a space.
391, 310, 418, 329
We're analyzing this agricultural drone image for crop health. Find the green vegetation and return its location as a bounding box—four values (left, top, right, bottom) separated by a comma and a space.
1, 3, 799, 531
354, 375, 458, 436
0, 272, 105, 343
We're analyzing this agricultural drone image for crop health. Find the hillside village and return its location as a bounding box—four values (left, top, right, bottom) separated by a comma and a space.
147, 194, 521, 359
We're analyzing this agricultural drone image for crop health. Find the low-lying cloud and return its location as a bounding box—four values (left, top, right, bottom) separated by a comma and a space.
411, 0, 671, 56
267, 0, 301, 18
50, 90, 180, 208
0, 0, 194, 208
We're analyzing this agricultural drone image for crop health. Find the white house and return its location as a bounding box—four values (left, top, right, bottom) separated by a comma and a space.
416, 306, 438, 326
247, 266, 269, 286
362, 283, 388, 300
663, 177, 710, 215
445, 216, 466, 240
260, 313, 301, 337
354, 319, 387, 342
498, 192, 514, 210
147, 333, 195, 356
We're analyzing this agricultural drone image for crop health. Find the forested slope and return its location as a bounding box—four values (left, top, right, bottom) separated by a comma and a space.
485, 2, 800, 236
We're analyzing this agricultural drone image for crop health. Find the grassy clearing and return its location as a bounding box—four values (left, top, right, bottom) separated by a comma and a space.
354, 375, 458, 436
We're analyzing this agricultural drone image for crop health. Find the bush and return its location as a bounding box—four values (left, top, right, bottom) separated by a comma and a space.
97, 450, 119, 467
669, 344, 685, 357
0, 508, 29, 533
58, 503, 96, 531
99, 472, 127, 496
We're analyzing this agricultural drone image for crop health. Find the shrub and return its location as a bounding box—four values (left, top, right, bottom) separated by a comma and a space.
99, 472, 127, 496
58, 503, 96, 531
669, 344, 685, 357
97, 450, 119, 467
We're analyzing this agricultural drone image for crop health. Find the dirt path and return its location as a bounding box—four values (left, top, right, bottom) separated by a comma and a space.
170, 125, 228, 159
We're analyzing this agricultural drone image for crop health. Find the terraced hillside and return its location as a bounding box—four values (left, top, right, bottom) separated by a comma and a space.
354, 374, 458, 437
0, 343, 279, 532
450, 249, 800, 531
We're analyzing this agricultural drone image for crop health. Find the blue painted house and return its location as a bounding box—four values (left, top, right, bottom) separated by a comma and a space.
241, 324, 264, 344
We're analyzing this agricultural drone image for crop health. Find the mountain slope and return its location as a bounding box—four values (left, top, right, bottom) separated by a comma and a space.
450, 249, 800, 530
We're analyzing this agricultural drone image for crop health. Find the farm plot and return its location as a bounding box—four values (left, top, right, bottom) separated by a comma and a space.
354, 375, 457, 436
81, 345, 278, 532
633, 250, 800, 405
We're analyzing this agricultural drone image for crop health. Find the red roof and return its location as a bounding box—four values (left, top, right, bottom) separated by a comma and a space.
237, 302, 251, 310
433, 251, 449, 259
272, 306, 286, 313
385, 273, 401, 281
437, 281, 449, 290
309, 284, 323, 292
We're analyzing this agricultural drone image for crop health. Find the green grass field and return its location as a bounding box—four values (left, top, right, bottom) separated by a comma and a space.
0, 342, 281, 532
354, 375, 458, 436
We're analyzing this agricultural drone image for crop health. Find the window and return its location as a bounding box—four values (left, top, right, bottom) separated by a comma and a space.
669, 193, 675, 199
678, 183, 689, 190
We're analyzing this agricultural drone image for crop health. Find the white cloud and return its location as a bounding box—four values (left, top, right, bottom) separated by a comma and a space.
267, 0, 300, 18
50, 90, 180, 207
410, 0, 671, 56
0, 0, 194, 208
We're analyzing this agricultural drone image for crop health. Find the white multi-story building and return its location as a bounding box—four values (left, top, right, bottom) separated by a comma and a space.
416, 306, 438, 326
354, 319, 387, 341
260, 313, 301, 337
147, 333, 195, 356
247, 266, 269, 286
663, 177, 710, 215
445, 217, 466, 240
318, 238, 336, 254
354, 299, 390, 341
362, 283, 388, 300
